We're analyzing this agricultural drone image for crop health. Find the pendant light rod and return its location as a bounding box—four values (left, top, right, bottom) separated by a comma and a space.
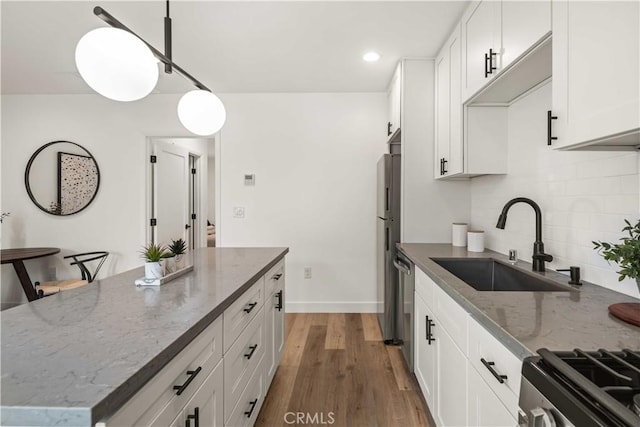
164, 0, 172, 74
93, 6, 210, 92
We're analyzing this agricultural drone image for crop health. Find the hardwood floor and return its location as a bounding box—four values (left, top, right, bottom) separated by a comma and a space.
256, 313, 434, 427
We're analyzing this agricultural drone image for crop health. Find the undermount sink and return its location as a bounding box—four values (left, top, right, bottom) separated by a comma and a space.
432, 258, 575, 292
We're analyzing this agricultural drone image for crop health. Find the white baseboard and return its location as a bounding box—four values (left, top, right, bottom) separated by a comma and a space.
286, 301, 379, 313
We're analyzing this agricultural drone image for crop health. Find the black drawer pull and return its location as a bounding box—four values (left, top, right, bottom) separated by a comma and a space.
387, 122, 392, 136
245, 398, 259, 418
272, 273, 282, 280
186, 407, 199, 427
275, 290, 283, 311
244, 344, 258, 359
243, 302, 258, 313
547, 110, 558, 145
481, 358, 507, 384
173, 366, 202, 395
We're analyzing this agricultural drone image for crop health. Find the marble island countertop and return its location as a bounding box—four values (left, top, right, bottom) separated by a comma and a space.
398, 243, 640, 360
1, 247, 288, 427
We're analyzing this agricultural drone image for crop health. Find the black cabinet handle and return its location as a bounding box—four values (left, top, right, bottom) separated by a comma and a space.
387, 122, 392, 136
425, 315, 435, 345
484, 52, 490, 77
272, 273, 282, 281
547, 110, 558, 145
243, 302, 258, 313
439, 158, 444, 176
173, 366, 202, 395
275, 290, 283, 311
481, 358, 508, 384
186, 407, 199, 427
245, 398, 259, 418
442, 159, 448, 175
244, 344, 258, 359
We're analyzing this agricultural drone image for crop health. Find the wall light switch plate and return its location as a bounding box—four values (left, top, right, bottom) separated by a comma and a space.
233, 207, 245, 218
244, 174, 255, 186
304, 267, 312, 279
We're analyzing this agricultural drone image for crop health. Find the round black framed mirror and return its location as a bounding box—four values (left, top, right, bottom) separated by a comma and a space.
24, 141, 100, 216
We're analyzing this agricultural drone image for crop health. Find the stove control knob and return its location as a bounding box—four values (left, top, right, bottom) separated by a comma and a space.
529, 407, 557, 427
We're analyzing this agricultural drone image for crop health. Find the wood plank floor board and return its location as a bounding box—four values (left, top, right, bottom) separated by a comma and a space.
361, 313, 383, 342
325, 312, 346, 349
256, 313, 433, 427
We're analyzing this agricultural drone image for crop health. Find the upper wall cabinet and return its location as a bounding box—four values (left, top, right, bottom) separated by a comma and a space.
550, 0, 640, 150
387, 63, 402, 139
461, 0, 551, 102
435, 24, 463, 178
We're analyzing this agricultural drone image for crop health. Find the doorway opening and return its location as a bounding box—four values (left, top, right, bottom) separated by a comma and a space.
146, 137, 216, 250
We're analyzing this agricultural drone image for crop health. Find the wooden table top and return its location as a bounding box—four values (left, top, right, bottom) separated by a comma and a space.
0, 248, 60, 263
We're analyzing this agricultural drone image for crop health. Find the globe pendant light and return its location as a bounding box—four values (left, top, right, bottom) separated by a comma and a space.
75, 27, 159, 102
178, 90, 226, 136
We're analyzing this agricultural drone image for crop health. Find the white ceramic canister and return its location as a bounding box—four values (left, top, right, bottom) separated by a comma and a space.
467, 230, 485, 252
452, 223, 468, 247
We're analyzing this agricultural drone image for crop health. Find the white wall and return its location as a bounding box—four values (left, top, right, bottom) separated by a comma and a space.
1, 94, 196, 305
470, 82, 640, 298
1, 92, 386, 311
217, 93, 386, 312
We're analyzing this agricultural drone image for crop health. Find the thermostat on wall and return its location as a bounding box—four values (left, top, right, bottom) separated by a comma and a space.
244, 174, 255, 186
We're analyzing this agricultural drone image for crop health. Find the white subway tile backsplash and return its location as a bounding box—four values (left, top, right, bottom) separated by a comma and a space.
471, 82, 639, 298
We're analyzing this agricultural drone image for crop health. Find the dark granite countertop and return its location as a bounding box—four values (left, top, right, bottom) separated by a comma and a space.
1, 247, 288, 427
398, 243, 640, 360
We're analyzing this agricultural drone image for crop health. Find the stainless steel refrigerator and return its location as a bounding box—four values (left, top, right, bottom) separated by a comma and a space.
376, 152, 402, 345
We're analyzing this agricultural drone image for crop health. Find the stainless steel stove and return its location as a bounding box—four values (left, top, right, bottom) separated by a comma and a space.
519, 348, 640, 427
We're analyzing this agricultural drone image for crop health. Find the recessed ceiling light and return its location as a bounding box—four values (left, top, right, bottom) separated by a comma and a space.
363, 51, 381, 62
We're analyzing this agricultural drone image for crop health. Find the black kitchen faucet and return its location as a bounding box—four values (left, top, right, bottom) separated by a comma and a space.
496, 197, 553, 272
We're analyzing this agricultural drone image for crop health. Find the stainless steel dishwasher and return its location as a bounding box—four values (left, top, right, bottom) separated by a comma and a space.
394, 252, 414, 372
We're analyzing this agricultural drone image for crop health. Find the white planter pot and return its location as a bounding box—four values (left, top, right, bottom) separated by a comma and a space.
174, 254, 185, 270
145, 262, 163, 280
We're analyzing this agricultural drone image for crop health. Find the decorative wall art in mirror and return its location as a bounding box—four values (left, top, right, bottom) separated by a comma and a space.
24, 141, 100, 216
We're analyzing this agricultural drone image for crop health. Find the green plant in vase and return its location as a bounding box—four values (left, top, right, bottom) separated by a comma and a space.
593, 218, 640, 293
140, 243, 170, 280
169, 238, 188, 270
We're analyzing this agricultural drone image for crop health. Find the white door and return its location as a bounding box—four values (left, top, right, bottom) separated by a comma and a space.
153, 141, 190, 247
436, 325, 468, 427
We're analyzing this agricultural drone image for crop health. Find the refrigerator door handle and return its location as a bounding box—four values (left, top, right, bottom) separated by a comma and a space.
393, 259, 410, 275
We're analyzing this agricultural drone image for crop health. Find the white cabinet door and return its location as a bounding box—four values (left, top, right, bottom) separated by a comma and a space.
551, 0, 640, 149
468, 364, 516, 427
387, 63, 402, 137
435, 46, 450, 179
435, 321, 468, 427
182, 361, 224, 427
501, 0, 551, 67
462, 0, 501, 100
414, 293, 437, 413
436, 23, 463, 180
273, 284, 285, 372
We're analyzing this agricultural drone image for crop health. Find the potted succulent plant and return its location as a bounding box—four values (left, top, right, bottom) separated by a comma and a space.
593, 219, 640, 293
141, 243, 170, 280
168, 238, 188, 270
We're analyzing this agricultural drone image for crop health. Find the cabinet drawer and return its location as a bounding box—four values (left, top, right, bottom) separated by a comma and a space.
224, 305, 265, 421
433, 285, 468, 354
468, 317, 521, 418
226, 357, 265, 427
102, 317, 223, 426
415, 268, 435, 309
224, 277, 264, 352
264, 259, 285, 297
